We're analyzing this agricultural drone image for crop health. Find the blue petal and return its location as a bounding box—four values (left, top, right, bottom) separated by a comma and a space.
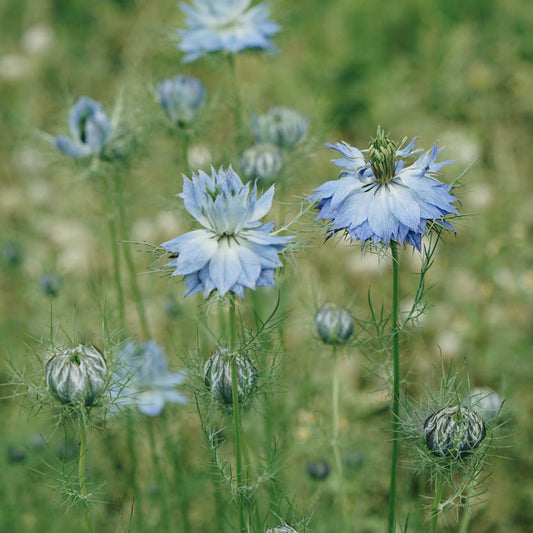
53, 136, 91, 158
208, 241, 242, 296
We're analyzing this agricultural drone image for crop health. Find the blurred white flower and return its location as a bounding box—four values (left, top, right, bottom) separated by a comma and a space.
21, 24, 53, 55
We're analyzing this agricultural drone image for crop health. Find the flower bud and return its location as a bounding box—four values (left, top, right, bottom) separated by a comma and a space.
156, 75, 206, 127
266, 526, 298, 533
40, 273, 61, 298
307, 459, 330, 480
53, 97, 112, 159
241, 143, 283, 182
463, 388, 503, 421
203, 348, 258, 407
315, 303, 354, 345
252, 107, 308, 149
46, 345, 107, 407
424, 406, 486, 459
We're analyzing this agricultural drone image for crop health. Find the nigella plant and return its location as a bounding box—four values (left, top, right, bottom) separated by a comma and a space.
309, 127, 460, 532
309, 127, 458, 251
111, 341, 187, 416
176, 0, 280, 63
53, 96, 112, 159
161, 166, 293, 299
156, 75, 206, 128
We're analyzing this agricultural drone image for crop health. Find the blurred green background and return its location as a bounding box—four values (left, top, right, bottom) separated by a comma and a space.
1, 0, 532, 531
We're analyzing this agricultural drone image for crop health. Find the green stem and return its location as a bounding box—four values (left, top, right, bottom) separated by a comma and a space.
180, 129, 191, 172
332, 345, 349, 532
227, 53, 244, 152
49, 297, 54, 349
387, 241, 401, 533
230, 298, 246, 532
107, 214, 126, 331
79, 412, 94, 533
126, 416, 143, 530
430, 475, 443, 533
113, 171, 151, 339
459, 486, 473, 533
147, 418, 171, 532
161, 412, 192, 532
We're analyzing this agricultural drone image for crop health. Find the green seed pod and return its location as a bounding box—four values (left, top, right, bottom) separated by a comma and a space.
203, 348, 257, 407
424, 406, 486, 459
315, 303, 354, 345
46, 345, 107, 407
241, 143, 283, 182
266, 526, 298, 533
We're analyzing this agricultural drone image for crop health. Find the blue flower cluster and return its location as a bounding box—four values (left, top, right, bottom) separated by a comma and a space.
310, 135, 458, 250
161, 166, 292, 298
177, 0, 280, 63
53, 97, 112, 159
111, 341, 187, 417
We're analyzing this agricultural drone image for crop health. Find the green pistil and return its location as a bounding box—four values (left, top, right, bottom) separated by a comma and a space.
369, 127, 397, 184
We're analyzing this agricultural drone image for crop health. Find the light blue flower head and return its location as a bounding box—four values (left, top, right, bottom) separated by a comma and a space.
252, 107, 308, 149
53, 96, 112, 158
240, 143, 283, 182
157, 75, 206, 126
112, 341, 187, 417
177, 0, 280, 63
309, 128, 458, 250
161, 166, 293, 298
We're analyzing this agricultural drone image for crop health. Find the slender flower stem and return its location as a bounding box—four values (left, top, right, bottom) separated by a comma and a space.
107, 214, 126, 331
147, 418, 171, 532
161, 411, 192, 532
431, 475, 444, 533
126, 416, 143, 530
79, 411, 94, 533
459, 485, 473, 533
229, 298, 246, 532
388, 241, 401, 533
332, 345, 349, 532
180, 129, 191, 172
113, 170, 151, 339
227, 53, 244, 152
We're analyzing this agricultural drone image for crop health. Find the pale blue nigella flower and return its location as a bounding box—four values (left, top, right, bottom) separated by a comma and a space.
157, 75, 206, 126
113, 341, 187, 416
161, 166, 292, 298
53, 96, 112, 158
177, 0, 280, 63
309, 129, 458, 250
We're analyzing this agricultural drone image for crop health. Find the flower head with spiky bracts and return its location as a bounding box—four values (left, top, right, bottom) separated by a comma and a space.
53, 97, 112, 159
309, 128, 458, 250
177, 0, 280, 63
161, 166, 293, 298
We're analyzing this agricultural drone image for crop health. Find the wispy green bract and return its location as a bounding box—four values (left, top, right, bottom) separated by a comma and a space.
111, 341, 187, 416
161, 166, 293, 298
309, 134, 458, 250
53, 96, 112, 158
177, 0, 280, 63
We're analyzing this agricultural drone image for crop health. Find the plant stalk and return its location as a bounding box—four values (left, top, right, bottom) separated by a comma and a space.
332, 344, 349, 532
387, 241, 401, 533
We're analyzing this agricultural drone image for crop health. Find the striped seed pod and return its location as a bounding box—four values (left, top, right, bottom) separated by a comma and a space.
315, 303, 354, 345
240, 143, 283, 182
46, 345, 107, 407
203, 348, 258, 407
424, 406, 486, 459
